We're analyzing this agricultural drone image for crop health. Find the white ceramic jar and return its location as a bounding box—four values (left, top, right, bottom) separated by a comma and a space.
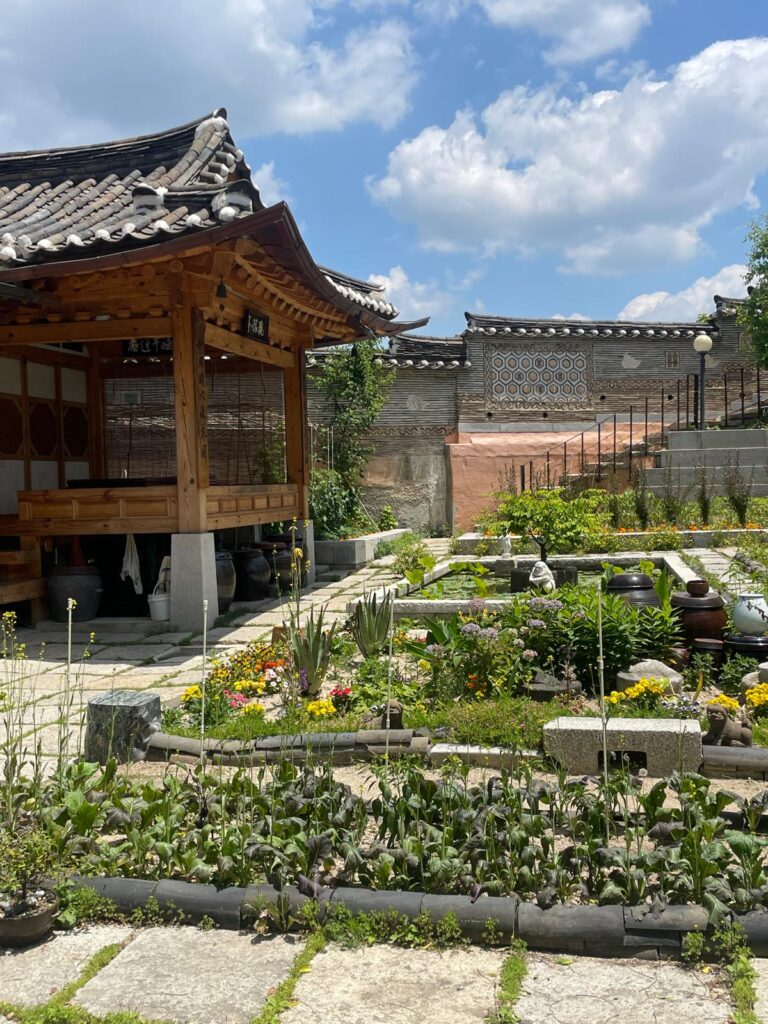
732, 594, 768, 636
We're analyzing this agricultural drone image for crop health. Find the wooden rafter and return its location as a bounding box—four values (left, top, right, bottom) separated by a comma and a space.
0, 317, 172, 346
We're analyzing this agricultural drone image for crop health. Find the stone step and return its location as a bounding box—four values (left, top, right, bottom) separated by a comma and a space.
656, 446, 768, 468
667, 427, 768, 450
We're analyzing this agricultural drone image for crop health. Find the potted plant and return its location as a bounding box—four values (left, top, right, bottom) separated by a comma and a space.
0, 827, 59, 947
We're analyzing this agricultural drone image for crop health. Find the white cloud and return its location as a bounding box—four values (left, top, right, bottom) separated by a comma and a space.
367, 265, 455, 320
0, 0, 417, 149
351, 0, 649, 62
251, 163, 291, 207
371, 39, 768, 273
617, 264, 747, 321
477, 0, 650, 63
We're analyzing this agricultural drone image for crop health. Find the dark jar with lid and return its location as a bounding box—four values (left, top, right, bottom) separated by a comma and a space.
670, 579, 727, 645
605, 572, 660, 609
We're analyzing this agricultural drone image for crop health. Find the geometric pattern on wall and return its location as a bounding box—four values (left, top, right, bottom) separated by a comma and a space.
484, 344, 593, 410
0, 395, 23, 455
63, 405, 89, 458
29, 401, 58, 456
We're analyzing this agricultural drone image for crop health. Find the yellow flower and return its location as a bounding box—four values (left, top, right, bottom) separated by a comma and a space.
181, 685, 203, 702
746, 683, 768, 711
306, 698, 336, 718
708, 694, 740, 713
240, 702, 265, 716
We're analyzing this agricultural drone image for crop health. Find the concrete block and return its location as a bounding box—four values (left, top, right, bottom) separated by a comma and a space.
543, 716, 702, 776
170, 532, 219, 633
315, 528, 408, 569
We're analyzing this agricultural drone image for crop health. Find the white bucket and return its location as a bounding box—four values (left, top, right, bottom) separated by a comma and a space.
148, 591, 170, 622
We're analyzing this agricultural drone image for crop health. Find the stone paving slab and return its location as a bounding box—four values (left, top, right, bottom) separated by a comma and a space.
88, 644, 178, 663
752, 956, 768, 1021
0, 925, 133, 1006
282, 945, 505, 1024
75, 929, 302, 1024
516, 953, 730, 1024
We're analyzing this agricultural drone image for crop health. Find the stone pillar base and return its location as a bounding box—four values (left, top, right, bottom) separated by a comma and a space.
170, 532, 219, 634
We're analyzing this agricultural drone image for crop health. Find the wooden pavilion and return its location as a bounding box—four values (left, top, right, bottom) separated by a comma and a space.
0, 109, 424, 629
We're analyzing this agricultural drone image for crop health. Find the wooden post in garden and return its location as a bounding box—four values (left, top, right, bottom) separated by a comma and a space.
724, 373, 729, 426
284, 344, 310, 519
171, 284, 209, 534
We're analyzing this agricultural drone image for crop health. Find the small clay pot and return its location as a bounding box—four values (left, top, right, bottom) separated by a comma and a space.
686, 579, 710, 598
0, 892, 59, 948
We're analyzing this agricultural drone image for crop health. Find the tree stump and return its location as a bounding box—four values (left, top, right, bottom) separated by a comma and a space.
84, 690, 162, 764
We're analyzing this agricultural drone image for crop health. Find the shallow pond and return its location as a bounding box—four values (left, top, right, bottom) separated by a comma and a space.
416, 569, 602, 600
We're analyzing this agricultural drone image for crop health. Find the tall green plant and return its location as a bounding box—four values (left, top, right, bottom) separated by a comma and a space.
486, 488, 601, 561
314, 339, 394, 488
349, 590, 393, 658
288, 605, 335, 698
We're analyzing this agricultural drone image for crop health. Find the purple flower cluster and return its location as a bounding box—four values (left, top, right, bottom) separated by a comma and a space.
527, 618, 546, 629
425, 643, 445, 657
466, 598, 487, 614
522, 649, 537, 661
299, 667, 309, 695
479, 627, 498, 640
460, 622, 481, 636
528, 597, 563, 613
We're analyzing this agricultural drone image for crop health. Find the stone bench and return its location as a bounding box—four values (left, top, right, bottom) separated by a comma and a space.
543, 717, 702, 776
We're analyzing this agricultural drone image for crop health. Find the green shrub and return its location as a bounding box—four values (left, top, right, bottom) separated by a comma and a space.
309, 469, 360, 539
482, 488, 602, 560
377, 506, 398, 531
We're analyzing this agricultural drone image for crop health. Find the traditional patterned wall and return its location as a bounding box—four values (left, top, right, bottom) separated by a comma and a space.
485, 344, 593, 411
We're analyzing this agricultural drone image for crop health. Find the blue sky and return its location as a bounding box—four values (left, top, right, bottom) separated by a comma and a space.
2, 0, 767, 332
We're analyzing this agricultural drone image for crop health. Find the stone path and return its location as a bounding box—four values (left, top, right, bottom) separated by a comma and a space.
683, 546, 757, 598
0, 926, 742, 1024
5, 557, 402, 768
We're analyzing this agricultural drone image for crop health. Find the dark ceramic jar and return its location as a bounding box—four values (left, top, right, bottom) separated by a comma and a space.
605, 572, 660, 609
215, 550, 237, 613
234, 548, 271, 600
670, 579, 727, 644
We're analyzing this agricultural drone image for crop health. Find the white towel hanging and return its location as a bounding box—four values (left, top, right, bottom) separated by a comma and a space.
120, 534, 143, 595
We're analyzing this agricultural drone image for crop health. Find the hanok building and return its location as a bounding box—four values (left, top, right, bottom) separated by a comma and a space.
321, 302, 756, 532
0, 110, 424, 629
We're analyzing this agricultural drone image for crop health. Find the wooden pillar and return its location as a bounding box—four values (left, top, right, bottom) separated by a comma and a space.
87, 353, 106, 478
283, 347, 309, 519
171, 287, 209, 533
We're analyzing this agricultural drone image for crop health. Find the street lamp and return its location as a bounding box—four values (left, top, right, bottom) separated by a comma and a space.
693, 333, 713, 428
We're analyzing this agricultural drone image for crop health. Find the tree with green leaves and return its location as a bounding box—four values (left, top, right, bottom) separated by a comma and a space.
739, 216, 768, 365
310, 339, 394, 537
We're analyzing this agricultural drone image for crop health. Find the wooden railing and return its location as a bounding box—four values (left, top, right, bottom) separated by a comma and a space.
0, 483, 300, 536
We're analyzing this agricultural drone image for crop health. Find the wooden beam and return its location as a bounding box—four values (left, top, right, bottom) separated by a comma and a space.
0, 317, 172, 346
87, 354, 106, 478
173, 295, 208, 532
284, 348, 309, 519
204, 320, 295, 369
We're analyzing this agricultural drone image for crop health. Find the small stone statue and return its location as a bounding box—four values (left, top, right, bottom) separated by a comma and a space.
703, 705, 753, 747
529, 560, 556, 592
361, 699, 404, 731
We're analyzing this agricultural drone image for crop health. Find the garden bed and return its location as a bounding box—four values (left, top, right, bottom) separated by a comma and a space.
456, 528, 768, 556
315, 528, 410, 569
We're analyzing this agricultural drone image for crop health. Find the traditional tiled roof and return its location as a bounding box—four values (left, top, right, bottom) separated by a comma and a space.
0, 109, 257, 265
0, 109, 423, 334
307, 333, 468, 369
383, 333, 468, 368
465, 312, 719, 340
714, 294, 746, 315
